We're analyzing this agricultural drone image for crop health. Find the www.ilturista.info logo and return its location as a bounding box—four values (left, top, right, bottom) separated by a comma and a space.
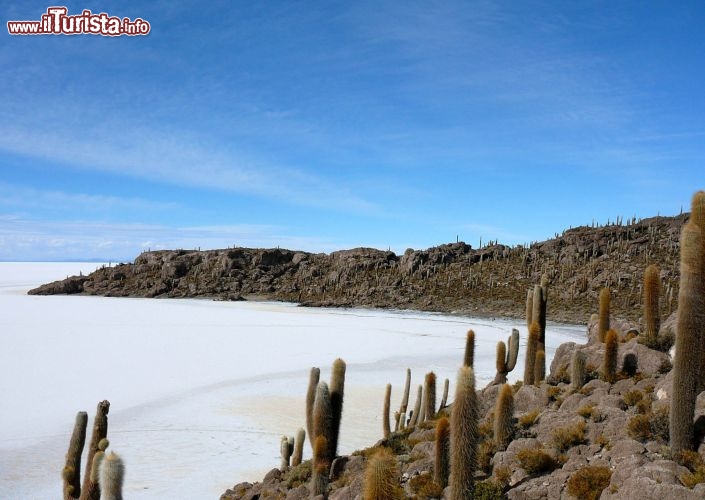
7, 7, 150, 36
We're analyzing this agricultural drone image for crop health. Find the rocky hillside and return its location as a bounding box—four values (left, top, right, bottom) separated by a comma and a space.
30, 213, 687, 324
221, 315, 705, 500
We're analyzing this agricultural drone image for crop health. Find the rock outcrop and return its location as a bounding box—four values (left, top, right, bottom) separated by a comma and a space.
29, 214, 687, 324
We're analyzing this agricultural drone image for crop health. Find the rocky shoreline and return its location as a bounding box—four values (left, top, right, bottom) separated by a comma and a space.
29, 213, 686, 326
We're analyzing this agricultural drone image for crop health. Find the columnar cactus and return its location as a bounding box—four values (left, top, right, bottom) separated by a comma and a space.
464, 329, 475, 367
670, 221, 705, 453
98, 452, 124, 500
450, 366, 478, 500
396, 368, 411, 431
494, 328, 520, 384
643, 264, 661, 345
423, 372, 437, 421
329, 358, 346, 458
280, 436, 292, 471
493, 384, 515, 450
598, 288, 611, 342
571, 351, 587, 391
602, 329, 618, 383
313, 382, 333, 463
534, 349, 546, 385
81, 400, 110, 500
526, 289, 533, 331
523, 323, 540, 385
292, 428, 305, 467
306, 367, 320, 449
362, 447, 402, 500
62, 412, 87, 500
435, 417, 450, 488
383, 383, 392, 439
311, 436, 330, 497
439, 378, 450, 412
409, 385, 423, 427
532, 279, 548, 349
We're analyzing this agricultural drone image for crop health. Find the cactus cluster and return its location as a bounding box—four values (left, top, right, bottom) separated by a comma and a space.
493, 328, 520, 384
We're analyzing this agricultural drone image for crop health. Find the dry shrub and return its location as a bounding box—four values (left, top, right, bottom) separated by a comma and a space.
408, 472, 443, 499
623, 390, 644, 407
283, 460, 311, 488
552, 420, 587, 452
518, 410, 539, 428
478, 440, 497, 473
493, 465, 511, 487
567, 466, 612, 500
516, 448, 557, 475
473, 480, 504, 499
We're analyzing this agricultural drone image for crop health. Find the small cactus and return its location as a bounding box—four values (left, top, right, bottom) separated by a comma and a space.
409, 385, 423, 427
434, 417, 450, 488
63, 411, 87, 500
493, 384, 515, 450
362, 447, 402, 500
396, 368, 411, 431
98, 452, 124, 500
383, 383, 392, 439
450, 366, 478, 500
81, 400, 110, 500
438, 378, 450, 412
571, 351, 587, 390
494, 328, 520, 384
464, 329, 475, 367
291, 428, 305, 467
306, 367, 320, 449
598, 288, 611, 342
280, 436, 292, 471
602, 329, 618, 383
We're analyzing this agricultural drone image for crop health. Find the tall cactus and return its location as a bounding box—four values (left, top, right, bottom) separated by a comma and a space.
464, 329, 475, 367
329, 358, 346, 458
423, 372, 437, 421
383, 383, 392, 439
690, 191, 705, 394
523, 323, 539, 385
81, 400, 110, 500
526, 289, 533, 331
643, 264, 661, 345
493, 384, 515, 450
362, 447, 402, 500
313, 382, 333, 463
602, 329, 618, 383
62, 412, 87, 500
598, 288, 611, 343
670, 221, 705, 453
408, 385, 423, 427
450, 366, 478, 500
532, 278, 548, 349
311, 436, 330, 498
98, 452, 124, 500
306, 367, 320, 449
435, 417, 450, 488
571, 351, 587, 391
494, 328, 520, 384
534, 349, 546, 385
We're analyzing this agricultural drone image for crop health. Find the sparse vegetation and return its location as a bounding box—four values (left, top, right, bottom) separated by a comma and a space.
552, 420, 587, 452
516, 448, 558, 475
567, 466, 612, 500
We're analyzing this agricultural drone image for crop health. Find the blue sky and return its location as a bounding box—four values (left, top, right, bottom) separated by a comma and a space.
1, 1, 704, 261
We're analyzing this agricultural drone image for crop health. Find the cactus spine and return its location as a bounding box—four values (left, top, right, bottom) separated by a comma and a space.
383, 383, 392, 438
598, 288, 611, 342
602, 329, 618, 383
81, 400, 110, 500
493, 384, 515, 450
534, 349, 546, 385
670, 221, 705, 453
450, 366, 478, 500
98, 452, 124, 500
292, 428, 305, 467
362, 447, 402, 500
434, 417, 450, 488
423, 372, 437, 421
464, 329, 475, 367
523, 323, 540, 385
643, 264, 661, 345
306, 367, 320, 449
494, 328, 520, 384
571, 350, 587, 390
329, 358, 346, 458
63, 411, 88, 500
439, 378, 450, 412
396, 368, 411, 431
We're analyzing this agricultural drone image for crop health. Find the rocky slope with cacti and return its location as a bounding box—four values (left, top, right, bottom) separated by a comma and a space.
29, 213, 687, 325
